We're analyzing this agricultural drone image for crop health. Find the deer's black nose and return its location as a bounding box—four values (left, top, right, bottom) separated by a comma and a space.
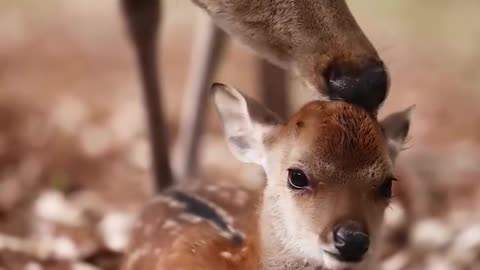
334, 222, 370, 262
326, 61, 389, 113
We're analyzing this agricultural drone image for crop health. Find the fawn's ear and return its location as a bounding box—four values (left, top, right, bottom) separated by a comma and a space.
381, 105, 414, 160
212, 83, 282, 166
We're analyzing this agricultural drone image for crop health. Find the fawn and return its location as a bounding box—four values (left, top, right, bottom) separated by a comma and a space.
121, 83, 412, 270
122, 0, 389, 189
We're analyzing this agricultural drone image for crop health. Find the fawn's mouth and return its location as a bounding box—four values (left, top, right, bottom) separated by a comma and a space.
323, 250, 364, 263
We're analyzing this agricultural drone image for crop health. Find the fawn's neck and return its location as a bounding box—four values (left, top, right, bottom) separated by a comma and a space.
257, 191, 321, 270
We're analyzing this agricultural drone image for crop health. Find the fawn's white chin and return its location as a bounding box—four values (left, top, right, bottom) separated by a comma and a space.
322, 251, 360, 270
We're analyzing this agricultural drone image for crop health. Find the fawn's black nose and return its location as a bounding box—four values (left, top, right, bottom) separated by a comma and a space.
334, 223, 370, 262
326, 61, 389, 113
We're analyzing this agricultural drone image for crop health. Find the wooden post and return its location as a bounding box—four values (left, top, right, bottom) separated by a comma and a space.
174, 16, 227, 181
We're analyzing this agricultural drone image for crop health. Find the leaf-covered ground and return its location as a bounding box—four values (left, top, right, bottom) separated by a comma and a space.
1, 1, 480, 269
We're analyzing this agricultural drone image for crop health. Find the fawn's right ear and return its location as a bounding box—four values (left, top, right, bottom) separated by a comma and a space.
212, 83, 282, 166
381, 105, 415, 160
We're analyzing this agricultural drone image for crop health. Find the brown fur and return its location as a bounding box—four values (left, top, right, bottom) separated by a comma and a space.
279, 101, 388, 173
121, 181, 262, 270
192, 0, 379, 91
121, 98, 410, 270
260, 101, 391, 265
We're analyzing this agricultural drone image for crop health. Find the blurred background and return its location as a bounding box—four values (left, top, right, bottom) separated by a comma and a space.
1, 0, 480, 269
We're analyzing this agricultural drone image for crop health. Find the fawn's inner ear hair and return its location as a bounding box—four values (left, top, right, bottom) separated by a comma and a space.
212, 83, 282, 166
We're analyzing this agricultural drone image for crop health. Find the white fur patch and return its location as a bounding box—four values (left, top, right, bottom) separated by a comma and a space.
162, 219, 178, 230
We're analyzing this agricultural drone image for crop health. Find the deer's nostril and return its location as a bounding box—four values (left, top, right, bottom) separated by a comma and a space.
325, 61, 389, 113
333, 224, 370, 262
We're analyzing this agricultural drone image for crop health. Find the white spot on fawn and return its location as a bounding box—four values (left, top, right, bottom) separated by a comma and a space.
162, 219, 178, 230
220, 251, 233, 259
124, 248, 149, 270
206, 185, 220, 192
178, 213, 203, 224
233, 190, 249, 206
149, 196, 185, 209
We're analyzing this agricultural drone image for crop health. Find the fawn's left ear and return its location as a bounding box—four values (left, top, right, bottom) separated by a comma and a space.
380, 105, 414, 160
212, 83, 283, 166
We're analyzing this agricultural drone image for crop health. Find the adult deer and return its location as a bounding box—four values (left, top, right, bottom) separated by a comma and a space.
121, 0, 389, 190
121, 83, 411, 270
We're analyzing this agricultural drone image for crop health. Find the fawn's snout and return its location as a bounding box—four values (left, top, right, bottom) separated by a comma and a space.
326, 61, 389, 113
333, 221, 370, 262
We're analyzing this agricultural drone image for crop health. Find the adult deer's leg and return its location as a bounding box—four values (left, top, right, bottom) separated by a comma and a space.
175, 16, 227, 180
122, 0, 173, 191
260, 59, 289, 119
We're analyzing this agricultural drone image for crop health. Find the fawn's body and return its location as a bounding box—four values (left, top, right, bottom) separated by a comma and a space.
122, 84, 412, 270
123, 181, 260, 270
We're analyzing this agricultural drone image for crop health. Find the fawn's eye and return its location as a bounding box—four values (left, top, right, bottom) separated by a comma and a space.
377, 177, 395, 199
288, 169, 309, 190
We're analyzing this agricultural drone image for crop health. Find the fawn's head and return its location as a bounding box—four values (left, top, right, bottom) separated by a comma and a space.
213, 83, 412, 269
197, 0, 388, 112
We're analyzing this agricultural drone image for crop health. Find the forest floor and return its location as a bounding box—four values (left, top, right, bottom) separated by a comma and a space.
1, 1, 480, 269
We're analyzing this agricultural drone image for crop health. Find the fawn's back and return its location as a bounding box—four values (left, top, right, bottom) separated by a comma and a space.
122, 180, 261, 270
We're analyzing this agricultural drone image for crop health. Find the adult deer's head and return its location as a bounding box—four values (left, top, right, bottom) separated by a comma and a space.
196, 0, 389, 113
